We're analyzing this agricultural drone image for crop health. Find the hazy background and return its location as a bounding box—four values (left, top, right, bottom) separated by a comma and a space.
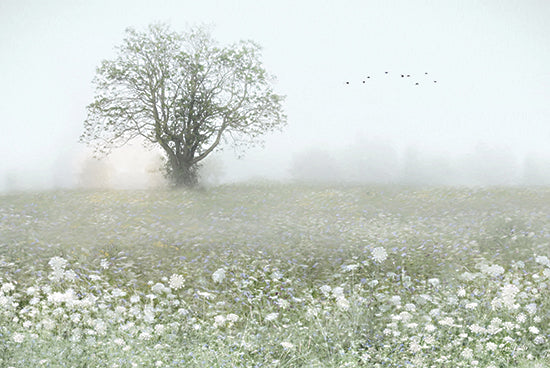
1, 0, 550, 191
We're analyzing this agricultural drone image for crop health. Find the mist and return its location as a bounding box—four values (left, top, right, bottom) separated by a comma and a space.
2, 140, 550, 193
1, 1, 550, 192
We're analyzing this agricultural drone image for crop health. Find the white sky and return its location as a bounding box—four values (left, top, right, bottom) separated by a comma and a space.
1, 0, 550, 188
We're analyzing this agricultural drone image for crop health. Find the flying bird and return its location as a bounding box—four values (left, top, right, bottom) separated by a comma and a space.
343, 71, 438, 86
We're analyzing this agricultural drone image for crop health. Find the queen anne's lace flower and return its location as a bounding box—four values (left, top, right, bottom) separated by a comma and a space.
535, 255, 550, 267
212, 268, 226, 283
280, 341, 294, 349
371, 247, 388, 263
169, 274, 184, 290
336, 297, 350, 311
48, 256, 68, 271
320, 285, 332, 297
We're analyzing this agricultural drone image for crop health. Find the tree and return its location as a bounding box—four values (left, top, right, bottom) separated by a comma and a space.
80, 24, 286, 187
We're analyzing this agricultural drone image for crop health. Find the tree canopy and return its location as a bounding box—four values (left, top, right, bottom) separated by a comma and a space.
80, 24, 286, 187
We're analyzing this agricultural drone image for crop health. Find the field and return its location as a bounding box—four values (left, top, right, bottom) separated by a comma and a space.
1, 183, 550, 367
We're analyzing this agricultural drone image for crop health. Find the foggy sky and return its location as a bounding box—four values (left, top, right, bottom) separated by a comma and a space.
1, 0, 550, 191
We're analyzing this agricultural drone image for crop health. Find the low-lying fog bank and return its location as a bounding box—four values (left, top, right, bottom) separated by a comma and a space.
2, 142, 550, 193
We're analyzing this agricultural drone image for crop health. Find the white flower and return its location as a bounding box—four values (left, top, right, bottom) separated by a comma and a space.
306, 306, 319, 320
360, 353, 371, 362
535, 255, 550, 267
336, 297, 350, 311
100, 259, 109, 269
461, 347, 473, 360
482, 264, 504, 277
226, 313, 239, 323
371, 247, 387, 263
48, 256, 68, 271
64, 270, 77, 281
409, 340, 422, 353
516, 313, 526, 324
525, 303, 537, 315
486, 342, 497, 351
89, 275, 102, 281
111, 288, 126, 298
214, 315, 226, 327
457, 288, 466, 297
280, 341, 294, 349
427, 278, 440, 287
468, 324, 486, 334
320, 285, 332, 297
197, 291, 214, 300
399, 311, 412, 322
501, 284, 519, 298
212, 268, 226, 283
154, 324, 165, 335
276, 299, 290, 309
528, 326, 539, 334
438, 317, 454, 326
12, 332, 24, 343
390, 295, 401, 305
169, 274, 184, 290
151, 283, 169, 294
424, 324, 436, 332
1, 282, 15, 293
332, 287, 344, 299
265, 313, 279, 322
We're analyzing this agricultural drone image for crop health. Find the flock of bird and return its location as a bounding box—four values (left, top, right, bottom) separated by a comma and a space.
344, 71, 437, 86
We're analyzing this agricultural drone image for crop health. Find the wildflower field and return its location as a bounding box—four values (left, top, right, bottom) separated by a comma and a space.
1, 183, 550, 367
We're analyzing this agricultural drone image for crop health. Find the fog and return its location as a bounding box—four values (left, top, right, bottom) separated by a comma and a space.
1, 1, 550, 192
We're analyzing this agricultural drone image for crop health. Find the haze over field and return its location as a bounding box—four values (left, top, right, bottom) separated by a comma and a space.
1, 0, 550, 191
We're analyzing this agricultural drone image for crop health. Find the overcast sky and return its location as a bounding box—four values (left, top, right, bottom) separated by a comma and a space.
1, 0, 550, 189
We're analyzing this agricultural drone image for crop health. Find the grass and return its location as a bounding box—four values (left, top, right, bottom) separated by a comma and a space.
1, 183, 550, 367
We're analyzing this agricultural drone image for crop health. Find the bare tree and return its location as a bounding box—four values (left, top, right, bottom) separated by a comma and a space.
81, 24, 286, 187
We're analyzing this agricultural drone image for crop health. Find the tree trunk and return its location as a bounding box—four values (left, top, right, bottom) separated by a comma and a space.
169, 157, 198, 188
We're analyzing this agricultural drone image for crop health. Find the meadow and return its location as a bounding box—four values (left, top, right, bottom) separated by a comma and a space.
1, 183, 550, 367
